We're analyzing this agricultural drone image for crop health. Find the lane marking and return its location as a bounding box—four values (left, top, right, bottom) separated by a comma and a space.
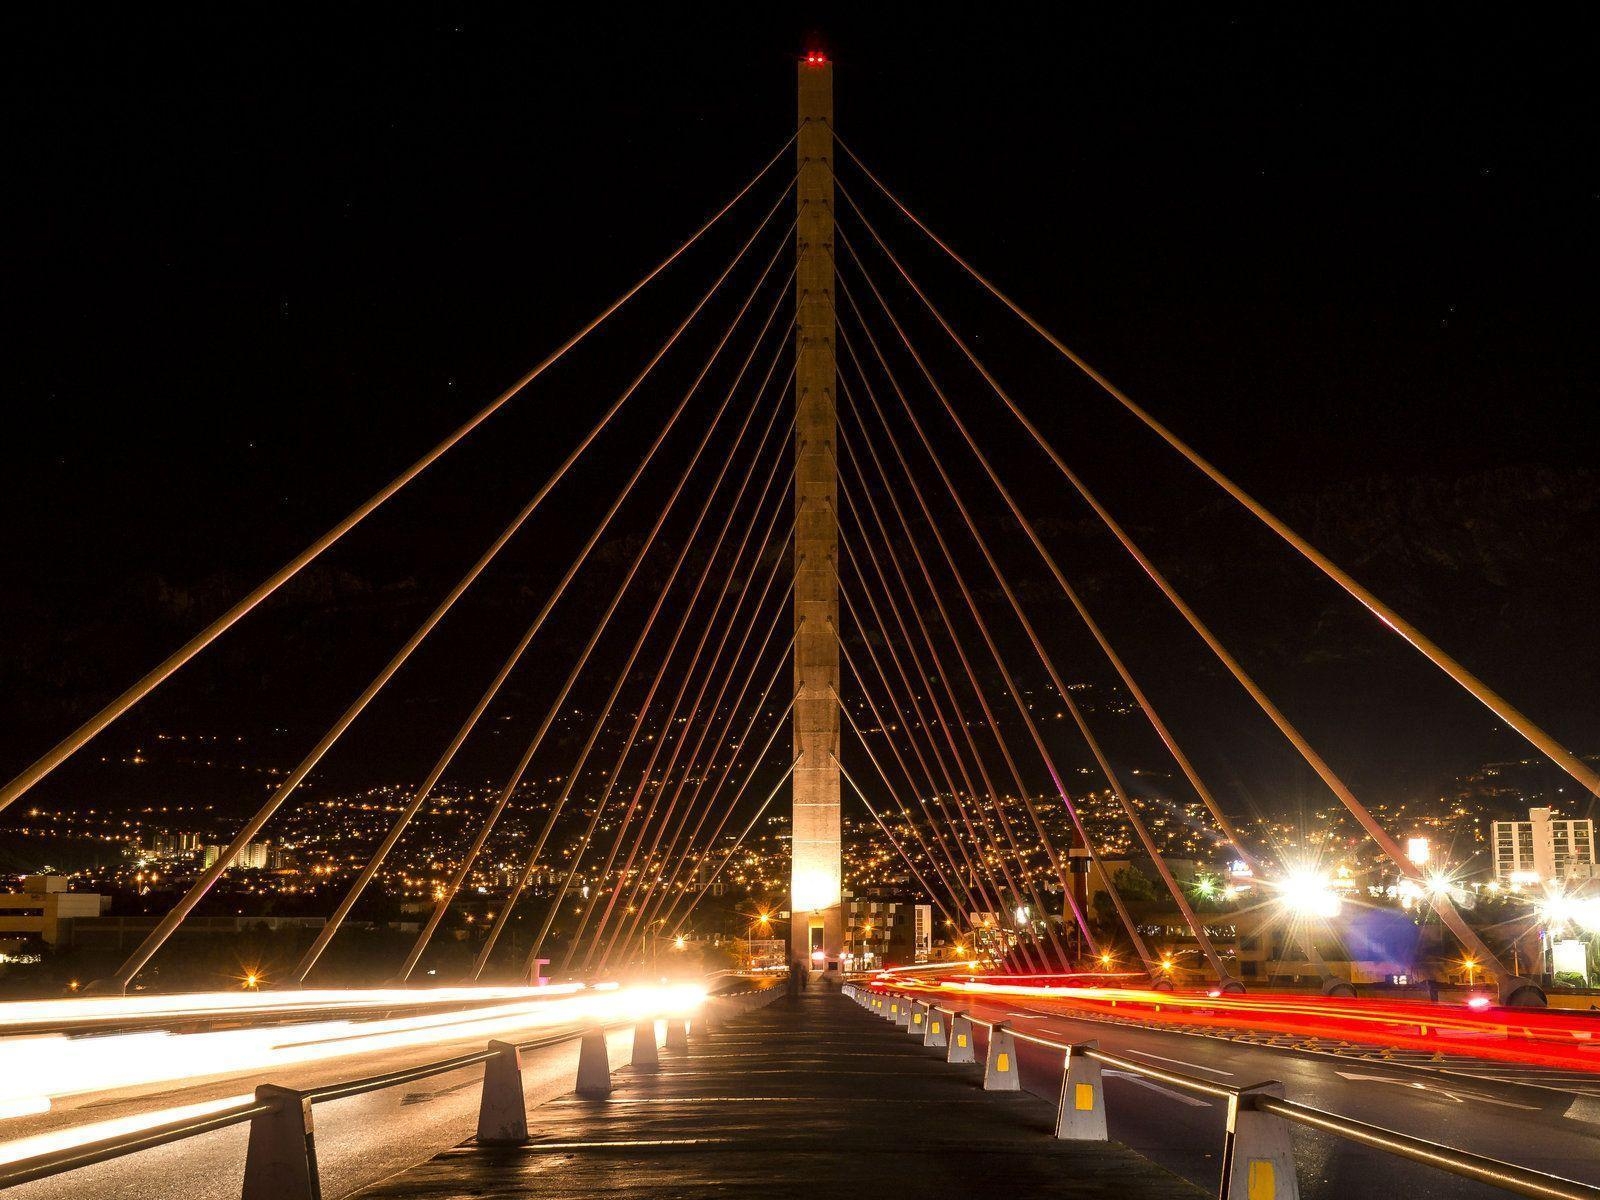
1334, 1071, 1539, 1111
1122, 1049, 1235, 1078
1103, 1070, 1210, 1107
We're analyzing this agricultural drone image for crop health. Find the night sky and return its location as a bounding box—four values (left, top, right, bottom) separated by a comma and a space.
4, 9, 1597, 826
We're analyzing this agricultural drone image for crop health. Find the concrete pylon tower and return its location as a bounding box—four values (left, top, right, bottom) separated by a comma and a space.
790, 50, 842, 974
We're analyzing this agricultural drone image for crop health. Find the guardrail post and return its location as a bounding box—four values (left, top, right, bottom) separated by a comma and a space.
575, 1026, 612, 1099
632, 1019, 660, 1071
476, 1040, 529, 1145
983, 1021, 1021, 1091
908, 1000, 928, 1036
947, 1011, 976, 1064
1053, 1042, 1107, 1141
664, 1015, 689, 1050
242, 1084, 320, 1200
1219, 1082, 1301, 1200
922, 1005, 948, 1048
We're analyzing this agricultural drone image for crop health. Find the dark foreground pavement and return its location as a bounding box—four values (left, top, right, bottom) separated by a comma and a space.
355, 984, 1204, 1199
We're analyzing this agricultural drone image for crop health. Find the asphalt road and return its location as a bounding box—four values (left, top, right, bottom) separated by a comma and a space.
0, 1021, 639, 1200
945, 993, 1600, 1200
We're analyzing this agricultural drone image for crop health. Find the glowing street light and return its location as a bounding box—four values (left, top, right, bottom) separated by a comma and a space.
1276, 869, 1342, 919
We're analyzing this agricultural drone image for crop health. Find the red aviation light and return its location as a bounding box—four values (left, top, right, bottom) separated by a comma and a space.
804, 51, 828, 67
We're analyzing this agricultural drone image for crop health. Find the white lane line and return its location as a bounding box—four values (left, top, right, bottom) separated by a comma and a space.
1103, 1070, 1211, 1107
1122, 1048, 1235, 1078
1334, 1071, 1540, 1111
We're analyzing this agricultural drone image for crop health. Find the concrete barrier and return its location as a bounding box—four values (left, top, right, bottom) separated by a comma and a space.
947, 1011, 976, 1064
632, 1020, 660, 1071
664, 1016, 689, 1051
241, 1084, 320, 1200
575, 1027, 612, 1098
1053, 1042, 1107, 1141
923, 1006, 948, 1048
983, 1021, 1020, 1091
476, 1040, 529, 1145
908, 1000, 928, 1036
1220, 1082, 1301, 1200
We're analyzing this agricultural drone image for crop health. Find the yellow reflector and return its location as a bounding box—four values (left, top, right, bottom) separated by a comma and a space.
957, 1034, 968, 1048
932, 1022, 942, 1034
1247, 1160, 1275, 1200
996, 1052, 1010, 1072
913, 1013, 922, 1024
1075, 1083, 1095, 1111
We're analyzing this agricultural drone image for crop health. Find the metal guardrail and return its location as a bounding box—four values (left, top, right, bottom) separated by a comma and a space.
849, 984, 1600, 1200
0, 984, 783, 1197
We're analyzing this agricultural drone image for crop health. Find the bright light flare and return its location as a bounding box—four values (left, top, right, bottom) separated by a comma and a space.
1274, 869, 1342, 918
1537, 891, 1600, 934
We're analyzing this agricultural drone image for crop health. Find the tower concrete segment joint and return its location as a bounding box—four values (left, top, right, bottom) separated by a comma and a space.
791, 53, 842, 970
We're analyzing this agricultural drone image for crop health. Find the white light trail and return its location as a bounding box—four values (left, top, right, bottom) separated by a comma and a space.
0, 983, 582, 1033
0, 983, 703, 1141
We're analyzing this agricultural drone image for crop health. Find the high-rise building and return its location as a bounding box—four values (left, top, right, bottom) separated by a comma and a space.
1491, 807, 1595, 886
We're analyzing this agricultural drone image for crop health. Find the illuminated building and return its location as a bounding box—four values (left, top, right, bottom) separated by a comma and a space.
0, 875, 110, 949
841, 892, 931, 969
1491, 807, 1595, 887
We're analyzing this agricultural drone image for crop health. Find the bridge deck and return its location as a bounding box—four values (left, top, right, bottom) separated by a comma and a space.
355, 985, 1204, 1199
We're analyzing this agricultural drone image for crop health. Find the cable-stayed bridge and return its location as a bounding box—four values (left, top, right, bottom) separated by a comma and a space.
2, 52, 1597, 1200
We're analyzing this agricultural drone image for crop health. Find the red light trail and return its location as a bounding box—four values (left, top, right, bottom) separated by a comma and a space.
872, 973, 1600, 1073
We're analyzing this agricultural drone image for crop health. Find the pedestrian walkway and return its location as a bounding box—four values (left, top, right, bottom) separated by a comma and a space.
355, 983, 1204, 1199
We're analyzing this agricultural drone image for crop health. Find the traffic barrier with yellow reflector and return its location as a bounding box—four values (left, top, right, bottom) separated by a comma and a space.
923, 1005, 948, 1048
947, 1010, 976, 1064
983, 1020, 1020, 1091
1053, 1041, 1106, 1141
892, 999, 912, 1028
908, 1000, 928, 1034
1221, 1082, 1300, 1200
